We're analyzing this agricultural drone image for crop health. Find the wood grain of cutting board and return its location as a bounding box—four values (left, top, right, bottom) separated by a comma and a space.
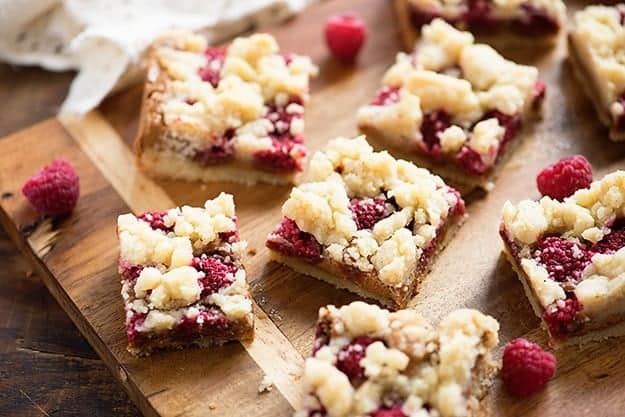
2, 0, 625, 416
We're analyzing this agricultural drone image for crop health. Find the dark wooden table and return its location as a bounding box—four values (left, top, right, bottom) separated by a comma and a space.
0, 64, 140, 417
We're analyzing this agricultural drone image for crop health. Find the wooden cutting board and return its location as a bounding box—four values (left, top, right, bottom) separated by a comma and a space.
2, 0, 625, 416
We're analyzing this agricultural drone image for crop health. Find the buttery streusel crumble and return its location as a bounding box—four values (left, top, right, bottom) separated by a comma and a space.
501, 171, 625, 347
117, 193, 254, 356
358, 19, 545, 192
569, 4, 625, 141
266, 136, 465, 309
393, 0, 566, 49
295, 301, 500, 417
135, 32, 318, 185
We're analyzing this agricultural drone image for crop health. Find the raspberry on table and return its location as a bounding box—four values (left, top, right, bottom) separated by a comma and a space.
324, 12, 367, 62
21, 159, 80, 216
502, 338, 556, 397
536, 155, 593, 201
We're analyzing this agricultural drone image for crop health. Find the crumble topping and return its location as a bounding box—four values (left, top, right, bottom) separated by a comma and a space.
501, 171, 625, 324
146, 31, 318, 174
357, 19, 542, 164
407, 0, 565, 20
297, 302, 499, 417
278, 136, 463, 286
117, 193, 253, 342
570, 5, 625, 106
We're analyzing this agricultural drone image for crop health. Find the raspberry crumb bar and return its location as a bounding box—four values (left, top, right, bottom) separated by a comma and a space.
295, 301, 500, 417
358, 19, 546, 192
393, 0, 566, 49
266, 136, 465, 309
569, 4, 625, 141
135, 32, 318, 185
117, 193, 254, 356
501, 171, 625, 347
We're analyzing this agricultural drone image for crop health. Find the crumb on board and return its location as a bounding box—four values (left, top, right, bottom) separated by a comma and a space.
258, 375, 273, 394
248, 248, 257, 256
209, 403, 216, 410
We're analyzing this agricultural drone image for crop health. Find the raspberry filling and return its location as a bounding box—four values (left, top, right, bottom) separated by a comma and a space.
534, 236, 592, 283
613, 92, 625, 132
119, 261, 144, 283
543, 294, 584, 338
370, 405, 408, 417
137, 210, 172, 232
194, 129, 236, 165
174, 308, 229, 340
591, 228, 625, 254
198, 47, 226, 87
266, 218, 323, 261
408, 1, 560, 36
349, 197, 393, 230
126, 311, 147, 344
371, 86, 401, 106
335, 336, 379, 381
192, 254, 237, 296
421, 110, 451, 156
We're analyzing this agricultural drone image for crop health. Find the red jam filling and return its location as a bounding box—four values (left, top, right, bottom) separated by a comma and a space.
543, 294, 584, 338
370, 405, 408, 417
173, 308, 229, 340
192, 254, 237, 296
137, 210, 172, 232
335, 336, 380, 381
266, 217, 323, 261
349, 198, 394, 230
119, 260, 144, 283
613, 92, 625, 132
126, 311, 147, 345
534, 236, 592, 283
408, 1, 560, 36
194, 129, 236, 165
371, 86, 401, 106
198, 47, 226, 88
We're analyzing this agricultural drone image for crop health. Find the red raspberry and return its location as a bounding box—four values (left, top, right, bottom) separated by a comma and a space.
543, 295, 583, 338
266, 218, 322, 261
534, 236, 591, 282
192, 255, 237, 296
22, 159, 80, 216
324, 13, 367, 62
335, 336, 377, 381
370, 405, 407, 417
137, 210, 171, 232
350, 198, 391, 230
536, 155, 593, 201
590, 228, 625, 254
371, 86, 400, 106
502, 338, 556, 397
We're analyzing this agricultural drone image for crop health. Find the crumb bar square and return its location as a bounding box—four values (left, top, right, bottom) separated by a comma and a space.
501, 171, 625, 347
393, 0, 565, 49
358, 19, 545, 192
295, 301, 499, 417
569, 4, 625, 141
117, 193, 254, 356
135, 32, 318, 185
266, 136, 465, 309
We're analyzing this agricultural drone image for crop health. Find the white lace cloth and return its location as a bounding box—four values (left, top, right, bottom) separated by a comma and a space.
0, 0, 314, 114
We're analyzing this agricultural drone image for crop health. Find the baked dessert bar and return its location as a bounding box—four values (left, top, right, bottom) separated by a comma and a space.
135, 32, 318, 185
117, 193, 254, 356
358, 19, 546, 192
295, 301, 500, 417
266, 136, 465, 309
501, 171, 625, 347
393, 0, 566, 49
569, 4, 625, 141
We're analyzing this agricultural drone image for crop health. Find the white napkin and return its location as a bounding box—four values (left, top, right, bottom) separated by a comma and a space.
0, 0, 315, 114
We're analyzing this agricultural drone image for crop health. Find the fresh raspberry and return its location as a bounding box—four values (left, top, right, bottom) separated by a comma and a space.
198, 47, 226, 87
324, 13, 367, 62
266, 218, 322, 261
370, 405, 407, 417
335, 336, 378, 381
194, 130, 235, 165
590, 228, 625, 254
456, 146, 487, 175
192, 254, 237, 295
349, 198, 391, 230
543, 295, 583, 338
502, 338, 556, 397
253, 139, 305, 172
421, 110, 450, 151
536, 155, 593, 201
22, 159, 80, 216
534, 236, 591, 282
371, 86, 400, 106
137, 210, 171, 232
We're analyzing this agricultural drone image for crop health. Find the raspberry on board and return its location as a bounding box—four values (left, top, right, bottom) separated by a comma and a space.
502, 338, 556, 397
324, 13, 367, 62
536, 155, 593, 201
21, 159, 80, 216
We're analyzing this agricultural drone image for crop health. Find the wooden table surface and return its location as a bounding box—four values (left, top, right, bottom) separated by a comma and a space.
0, 65, 140, 416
